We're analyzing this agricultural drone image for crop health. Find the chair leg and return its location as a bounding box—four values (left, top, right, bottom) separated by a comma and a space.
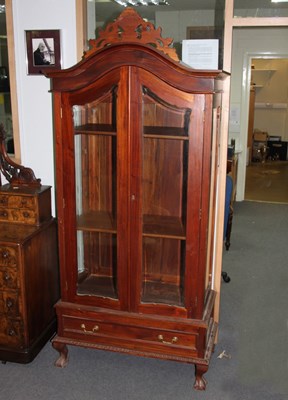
221, 271, 231, 283
225, 206, 233, 251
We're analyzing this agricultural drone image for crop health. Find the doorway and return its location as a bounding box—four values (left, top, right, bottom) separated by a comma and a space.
244, 57, 288, 204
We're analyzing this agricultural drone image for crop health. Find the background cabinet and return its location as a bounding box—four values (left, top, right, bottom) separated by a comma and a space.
46, 9, 225, 391
0, 185, 59, 363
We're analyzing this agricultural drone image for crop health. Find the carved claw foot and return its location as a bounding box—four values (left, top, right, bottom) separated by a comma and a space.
194, 364, 208, 390
52, 341, 69, 368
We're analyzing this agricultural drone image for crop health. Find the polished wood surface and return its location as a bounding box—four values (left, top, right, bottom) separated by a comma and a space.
46, 8, 225, 391
0, 217, 59, 363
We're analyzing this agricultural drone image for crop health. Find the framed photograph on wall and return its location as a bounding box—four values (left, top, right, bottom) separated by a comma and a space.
25, 30, 61, 75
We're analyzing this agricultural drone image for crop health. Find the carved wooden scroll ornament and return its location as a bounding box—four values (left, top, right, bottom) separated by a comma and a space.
85, 7, 179, 62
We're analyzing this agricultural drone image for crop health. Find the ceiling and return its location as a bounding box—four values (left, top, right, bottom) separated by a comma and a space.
93, 0, 288, 22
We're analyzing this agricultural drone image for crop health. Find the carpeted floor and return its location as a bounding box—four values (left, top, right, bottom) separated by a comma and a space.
245, 161, 288, 203
0, 201, 288, 399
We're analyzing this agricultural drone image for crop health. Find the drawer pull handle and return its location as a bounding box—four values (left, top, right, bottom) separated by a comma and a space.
80, 323, 99, 333
158, 334, 178, 345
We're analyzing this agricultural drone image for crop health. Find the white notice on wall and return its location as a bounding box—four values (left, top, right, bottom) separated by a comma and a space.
182, 39, 219, 70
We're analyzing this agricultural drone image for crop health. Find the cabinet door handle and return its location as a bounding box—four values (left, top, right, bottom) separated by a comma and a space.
80, 323, 99, 333
157, 334, 178, 345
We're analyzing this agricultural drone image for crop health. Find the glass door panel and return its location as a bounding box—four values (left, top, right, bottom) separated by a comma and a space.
73, 89, 117, 299
141, 88, 190, 307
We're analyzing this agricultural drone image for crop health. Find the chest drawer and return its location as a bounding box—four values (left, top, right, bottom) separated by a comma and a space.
0, 316, 24, 347
0, 291, 20, 316
0, 268, 18, 290
62, 315, 198, 357
0, 208, 38, 224
0, 194, 35, 210
0, 246, 17, 267
0, 184, 52, 226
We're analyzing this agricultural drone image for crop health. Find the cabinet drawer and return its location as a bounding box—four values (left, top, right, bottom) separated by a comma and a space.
0, 208, 38, 224
0, 194, 35, 210
0, 316, 24, 347
0, 291, 20, 316
0, 268, 18, 289
0, 246, 17, 267
62, 315, 198, 355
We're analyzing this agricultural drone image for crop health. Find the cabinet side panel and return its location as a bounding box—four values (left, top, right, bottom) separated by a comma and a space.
23, 220, 59, 344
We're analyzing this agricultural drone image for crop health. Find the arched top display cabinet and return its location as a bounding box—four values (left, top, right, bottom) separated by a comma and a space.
46, 8, 227, 391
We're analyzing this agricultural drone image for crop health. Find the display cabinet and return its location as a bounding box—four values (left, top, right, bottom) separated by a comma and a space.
46, 9, 226, 390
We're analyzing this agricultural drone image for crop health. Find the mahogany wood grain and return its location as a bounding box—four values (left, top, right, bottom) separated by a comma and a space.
45, 8, 226, 391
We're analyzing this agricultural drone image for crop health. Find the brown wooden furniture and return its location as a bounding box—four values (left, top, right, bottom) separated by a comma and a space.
0, 125, 59, 363
46, 8, 226, 390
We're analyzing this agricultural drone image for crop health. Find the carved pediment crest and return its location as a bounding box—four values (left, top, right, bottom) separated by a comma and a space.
85, 7, 179, 61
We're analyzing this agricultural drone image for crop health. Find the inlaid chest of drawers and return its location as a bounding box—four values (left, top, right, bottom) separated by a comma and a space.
0, 184, 59, 363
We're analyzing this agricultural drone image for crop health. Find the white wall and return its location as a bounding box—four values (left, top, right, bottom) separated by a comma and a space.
230, 28, 288, 201
156, 10, 215, 44
12, 0, 78, 213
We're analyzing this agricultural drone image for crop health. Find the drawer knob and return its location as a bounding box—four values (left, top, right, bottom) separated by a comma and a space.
2, 250, 9, 259
158, 334, 178, 345
6, 298, 14, 310
80, 323, 99, 333
4, 272, 11, 281
0, 211, 8, 217
8, 329, 16, 336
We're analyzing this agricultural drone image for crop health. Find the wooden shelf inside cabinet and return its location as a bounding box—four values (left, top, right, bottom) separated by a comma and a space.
74, 124, 116, 136
77, 212, 186, 239
143, 126, 188, 140
143, 215, 186, 239
77, 274, 117, 299
75, 125, 189, 140
142, 281, 183, 306
77, 211, 116, 233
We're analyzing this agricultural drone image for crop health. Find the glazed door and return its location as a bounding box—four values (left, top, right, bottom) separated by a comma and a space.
62, 69, 129, 310
130, 68, 212, 319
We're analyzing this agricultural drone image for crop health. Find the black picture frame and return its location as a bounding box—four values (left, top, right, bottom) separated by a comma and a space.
25, 30, 61, 75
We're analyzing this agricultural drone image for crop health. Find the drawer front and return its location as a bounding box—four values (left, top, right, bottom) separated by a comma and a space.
0, 208, 38, 224
0, 268, 18, 290
62, 315, 198, 356
0, 246, 17, 267
0, 291, 19, 316
0, 316, 24, 347
0, 194, 35, 210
